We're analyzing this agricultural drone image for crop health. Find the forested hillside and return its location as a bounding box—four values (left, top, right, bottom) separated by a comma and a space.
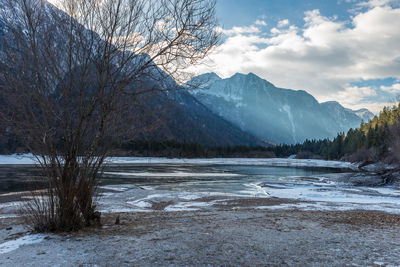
273, 104, 400, 163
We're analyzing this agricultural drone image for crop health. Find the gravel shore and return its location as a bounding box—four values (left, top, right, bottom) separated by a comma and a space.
1, 198, 400, 266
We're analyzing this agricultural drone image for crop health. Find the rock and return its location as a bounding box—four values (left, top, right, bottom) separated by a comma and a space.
360, 162, 396, 172
346, 173, 385, 186
92, 211, 101, 225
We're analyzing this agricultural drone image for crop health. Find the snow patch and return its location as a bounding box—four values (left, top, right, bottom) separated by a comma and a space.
0, 234, 46, 254
282, 104, 297, 143
257, 201, 400, 214
164, 201, 217, 212
100, 184, 137, 192
126, 200, 152, 209
0, 214, 19, 219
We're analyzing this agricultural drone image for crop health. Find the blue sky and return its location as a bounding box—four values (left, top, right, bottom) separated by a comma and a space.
189, 0, 400, 113
217, 0, 355, 29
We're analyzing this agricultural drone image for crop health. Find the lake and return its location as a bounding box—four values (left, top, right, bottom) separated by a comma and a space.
1, 156, 399, 214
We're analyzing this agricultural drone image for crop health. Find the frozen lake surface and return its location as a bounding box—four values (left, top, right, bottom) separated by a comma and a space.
0, 155, 399, 214
97, 158, 400, 214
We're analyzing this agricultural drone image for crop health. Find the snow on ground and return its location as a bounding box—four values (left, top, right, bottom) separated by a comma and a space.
164, 200, 219, 212
97, 186, 224, 213
255, 201, 400, 215
0, 234, 47, 254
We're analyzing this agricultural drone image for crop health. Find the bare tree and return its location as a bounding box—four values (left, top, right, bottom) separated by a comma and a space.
0, 0, 219, 231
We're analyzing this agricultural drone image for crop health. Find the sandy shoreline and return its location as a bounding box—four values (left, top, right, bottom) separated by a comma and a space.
1, 197, 400, 266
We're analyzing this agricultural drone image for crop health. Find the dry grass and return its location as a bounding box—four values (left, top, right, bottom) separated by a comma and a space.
324, 210, 400, 226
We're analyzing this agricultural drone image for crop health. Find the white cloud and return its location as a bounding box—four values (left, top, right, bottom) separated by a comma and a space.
335, 85, 393, 113
255, 20, 267, 26
221, 25, 261, 35
380, 83, 400, 93
277, 19, 290, 28
190, 4, 400, 112
357, 0, 399, 8
343, 101, 395, 113
337, 85, 377, 105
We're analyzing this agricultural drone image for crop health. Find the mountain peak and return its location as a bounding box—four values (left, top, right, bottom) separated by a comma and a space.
185, 72, 222, 89
200, 72, 222, 80
247, 72, 258, 78
231, 72, 258, 79
354, 108, 375, 122
321, 101, 374, 123
229, 72, 276, 87
323, 101, 340, 105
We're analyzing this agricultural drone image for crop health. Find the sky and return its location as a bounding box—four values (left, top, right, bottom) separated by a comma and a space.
188, 0, 400, 113
47, 0, 400, 113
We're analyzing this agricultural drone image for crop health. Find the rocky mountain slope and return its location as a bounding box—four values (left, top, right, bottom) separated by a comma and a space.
189, 72, 374, 144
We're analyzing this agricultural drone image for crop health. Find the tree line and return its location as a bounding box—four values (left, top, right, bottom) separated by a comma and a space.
118, 140, 275, 158
273, 104, 400, 162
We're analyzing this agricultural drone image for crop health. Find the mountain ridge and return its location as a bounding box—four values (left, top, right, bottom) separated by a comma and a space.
189, 72, 374, 144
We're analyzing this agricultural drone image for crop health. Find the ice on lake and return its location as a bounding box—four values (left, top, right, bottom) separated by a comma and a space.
0, 155, 398, 214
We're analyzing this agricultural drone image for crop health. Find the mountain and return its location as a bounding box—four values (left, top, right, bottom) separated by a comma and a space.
124, 89, 264, 147
0, 1, 263, 150
188, 72, 374, 144
353, 108, 375, 122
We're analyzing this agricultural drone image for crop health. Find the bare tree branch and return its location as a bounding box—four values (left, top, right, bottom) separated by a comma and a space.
0, 0, 219, 231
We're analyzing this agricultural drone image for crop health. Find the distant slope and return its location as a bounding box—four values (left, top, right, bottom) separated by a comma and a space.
127, 88, 265, 147
188, 72, 374, 144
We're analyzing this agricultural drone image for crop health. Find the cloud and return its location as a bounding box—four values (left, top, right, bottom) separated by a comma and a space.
344, 101, 395, 113
332, 85, 395, 113
380, 83, 400, 93
336, 85, 378, 109
190, 3, 400, 113
220, 25, 261, 35
357, 0, 400, 8
277, 19, 290, 28
254, 20, 267, 26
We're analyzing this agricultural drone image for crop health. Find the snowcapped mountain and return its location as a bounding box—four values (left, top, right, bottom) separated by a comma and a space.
353, 108, 375, 122
188, 72, 373, 144
320, 101, 374, 128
